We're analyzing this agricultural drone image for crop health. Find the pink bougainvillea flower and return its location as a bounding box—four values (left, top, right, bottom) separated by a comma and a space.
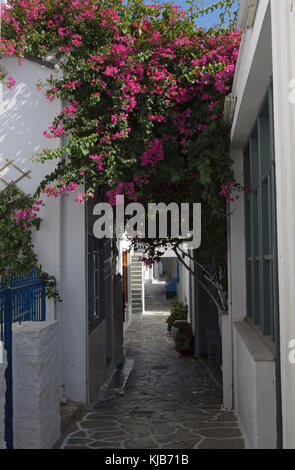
140, 139, 164, 167
6, 76, 16, 88
75, 192, 84, 204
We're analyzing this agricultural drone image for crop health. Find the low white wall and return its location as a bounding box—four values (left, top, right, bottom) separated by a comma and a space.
234, 322, 276, 449
0, 342, 7, 449
12, 321, 61, 449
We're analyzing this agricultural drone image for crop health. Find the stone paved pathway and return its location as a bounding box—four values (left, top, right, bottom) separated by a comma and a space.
60, 310, 244, 449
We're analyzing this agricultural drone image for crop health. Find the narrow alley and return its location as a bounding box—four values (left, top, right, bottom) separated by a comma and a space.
60, 309, 244, 449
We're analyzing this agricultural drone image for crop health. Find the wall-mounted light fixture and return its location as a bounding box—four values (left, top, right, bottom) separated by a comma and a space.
223, 94, 237, 126
237, 0, 259, 31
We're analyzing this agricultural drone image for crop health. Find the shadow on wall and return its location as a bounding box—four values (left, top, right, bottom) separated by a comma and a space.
0, 57, 60, 195
161, 258, 177, 281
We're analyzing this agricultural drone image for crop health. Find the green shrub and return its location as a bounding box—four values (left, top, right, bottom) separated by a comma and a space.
166, 297, 188, 333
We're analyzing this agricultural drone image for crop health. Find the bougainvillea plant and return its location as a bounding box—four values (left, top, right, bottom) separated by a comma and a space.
0, 184, 60, 299
0, 0, 240, 312
0, 184, 40, 275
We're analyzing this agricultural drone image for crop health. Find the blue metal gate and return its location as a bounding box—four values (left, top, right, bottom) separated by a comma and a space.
0, 269, 46, 449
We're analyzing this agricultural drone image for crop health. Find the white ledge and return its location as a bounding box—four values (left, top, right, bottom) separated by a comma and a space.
234, 321, 275, 362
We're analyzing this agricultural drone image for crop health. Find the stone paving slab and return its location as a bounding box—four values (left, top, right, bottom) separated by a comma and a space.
60, 312, 244, 449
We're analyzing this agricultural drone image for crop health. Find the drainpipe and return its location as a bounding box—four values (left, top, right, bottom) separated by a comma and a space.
55, 130, 63, 323
51, 61, 64, 323
227, 212, 234, 410
53, 61, 65, 400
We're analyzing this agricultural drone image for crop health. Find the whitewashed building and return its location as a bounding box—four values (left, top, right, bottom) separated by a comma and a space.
0, 56, 124, 416
222, 0, 295, 449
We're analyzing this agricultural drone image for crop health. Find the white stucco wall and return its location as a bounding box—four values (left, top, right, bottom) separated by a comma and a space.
0, 342, 7, 449
12, 321, 61, 449
177, 259, 190, 304
59, 189, 87, 403
0, 58, 63, 305
234, 322, 276, 449
0, 57, 88, 404
271, 0, 295, 449
225, 0, 279, 447
229, 0, 295, 449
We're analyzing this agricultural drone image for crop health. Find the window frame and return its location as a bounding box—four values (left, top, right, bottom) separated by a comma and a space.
243, 81, 279, 345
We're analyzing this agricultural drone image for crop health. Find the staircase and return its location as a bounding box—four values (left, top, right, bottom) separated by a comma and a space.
131, 253, 143, 314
